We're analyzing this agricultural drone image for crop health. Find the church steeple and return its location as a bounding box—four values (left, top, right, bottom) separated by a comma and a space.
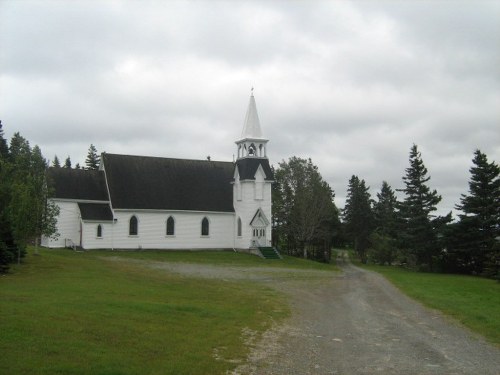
236, 91, 269, 159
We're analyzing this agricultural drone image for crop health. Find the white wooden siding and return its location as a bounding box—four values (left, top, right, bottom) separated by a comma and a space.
42, 200, 81, 248
105, 210, 236, 249
81, 222, 114, 249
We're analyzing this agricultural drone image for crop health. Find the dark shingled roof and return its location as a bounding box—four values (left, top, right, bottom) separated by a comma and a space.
78, 203, 114, 221
47, 168, 109, 201
235, 158, 274, 181
102, 153, 235, 212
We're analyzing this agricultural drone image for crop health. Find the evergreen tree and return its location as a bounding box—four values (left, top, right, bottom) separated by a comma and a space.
85, 144, 100, 170
397, 144, 449, 271
373, 181, 399, 237
52, 155, 61, 168
63, 156, 72, 168
369, 181, 399, 264
342, 175, 374, 263
75, 163, 81, 169
451, 150, 500, 276
0, 128, 15, 271
1, 132, 59, 269
0, 120, 9, 160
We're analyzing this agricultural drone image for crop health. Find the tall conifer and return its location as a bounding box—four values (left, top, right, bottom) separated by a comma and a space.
398, 144, 445, 270
453, 150, 500, 276
85, 144, 100, 170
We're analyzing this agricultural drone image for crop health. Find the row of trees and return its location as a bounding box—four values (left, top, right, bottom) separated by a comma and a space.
342, 145, 499, 277
0, 121, 59, 271
51, 144, 100, 170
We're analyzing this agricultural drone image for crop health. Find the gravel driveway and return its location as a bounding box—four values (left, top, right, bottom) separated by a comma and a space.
105, 256, 500, 374
232, 263, 500, 375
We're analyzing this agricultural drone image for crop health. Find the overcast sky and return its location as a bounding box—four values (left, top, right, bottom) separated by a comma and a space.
1, 0, 499, 216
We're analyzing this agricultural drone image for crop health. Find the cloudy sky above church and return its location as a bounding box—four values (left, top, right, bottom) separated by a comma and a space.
1, 0, 499, 215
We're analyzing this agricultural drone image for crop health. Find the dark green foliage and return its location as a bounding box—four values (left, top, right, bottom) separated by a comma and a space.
368, 181, 400, 264
342, 175, 374, 264
63, 156, 72, 168
0, 126, 59, 271
445, 150, 500, 277
85, 144, 100, 170
373, 181, 399, 238
52, 155, 61, 168
0, 121, 9, 160
397, 144, 451, 271
272, 157, 339, 262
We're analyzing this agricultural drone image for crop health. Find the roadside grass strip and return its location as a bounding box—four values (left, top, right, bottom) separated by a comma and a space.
0, 248, 303, 374
360, 264, 500, 345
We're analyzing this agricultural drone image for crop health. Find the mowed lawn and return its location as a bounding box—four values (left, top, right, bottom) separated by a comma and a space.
361, 264, 500, 345
0, 249, 335, 374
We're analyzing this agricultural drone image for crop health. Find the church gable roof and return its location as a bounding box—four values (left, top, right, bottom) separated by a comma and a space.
235, 158, 274, 181
47, 168, 109, 201
102, 153, 235, 212
78, 203, 113, 221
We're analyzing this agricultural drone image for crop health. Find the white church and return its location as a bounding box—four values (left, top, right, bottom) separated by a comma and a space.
42, 94, 276, 255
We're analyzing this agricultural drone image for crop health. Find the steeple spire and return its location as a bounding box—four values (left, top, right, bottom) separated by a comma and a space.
240, 89, 264, 139
236, 90, 269, 160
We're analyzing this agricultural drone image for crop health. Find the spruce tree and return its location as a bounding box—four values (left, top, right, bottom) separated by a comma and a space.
398, 144, 445, 271
374, 181, 399, 237
0, 120, 9, 160
85, 144, 100, 170
370, 181, 399, 264
63, 156, 72, 168
343, 175, 374, 263
52, 155, 61, 168
453, 150, 500, 276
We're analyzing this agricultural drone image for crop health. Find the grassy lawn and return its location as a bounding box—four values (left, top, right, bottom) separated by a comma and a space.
96, 249, 338, 270
0, 248, 336, 374
358, 263, 500, 345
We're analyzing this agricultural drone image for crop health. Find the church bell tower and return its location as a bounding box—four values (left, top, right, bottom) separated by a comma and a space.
233, 91, 273, 250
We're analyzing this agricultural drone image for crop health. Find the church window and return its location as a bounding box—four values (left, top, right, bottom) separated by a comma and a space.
129, 216, 138, 236
201, 217, 209, 236
97, 224, 102, 238
166, 216, 175, 236
237, 217, 242, 237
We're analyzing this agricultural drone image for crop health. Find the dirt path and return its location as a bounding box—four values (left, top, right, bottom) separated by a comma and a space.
234, 263, 500, 375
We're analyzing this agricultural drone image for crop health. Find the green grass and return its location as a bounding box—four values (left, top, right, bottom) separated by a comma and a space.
358, 263, 500, 345
1, 248, 322, 374
96, 249, 339, 271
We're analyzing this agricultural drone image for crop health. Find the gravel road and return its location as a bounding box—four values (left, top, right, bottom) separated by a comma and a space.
105, 256, 500, 374
233, 262, 500, 375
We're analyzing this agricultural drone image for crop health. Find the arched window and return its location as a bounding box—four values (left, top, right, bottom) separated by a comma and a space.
129, 216, 138, 236
237, 217, 242, 237
97, 224, 102, 238
201, 217, 209, 236
166, 216, 175, 236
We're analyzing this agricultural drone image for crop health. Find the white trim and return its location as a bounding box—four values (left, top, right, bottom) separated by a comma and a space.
51, 198, 110, 204
113, 208, 235, 215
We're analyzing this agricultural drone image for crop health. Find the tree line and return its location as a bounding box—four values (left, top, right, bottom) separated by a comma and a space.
51, 143, 101, 170
273, 145, 499, 279
0, 121, 102, 271
0, 121, 59, 271
1, 119, 498, 278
